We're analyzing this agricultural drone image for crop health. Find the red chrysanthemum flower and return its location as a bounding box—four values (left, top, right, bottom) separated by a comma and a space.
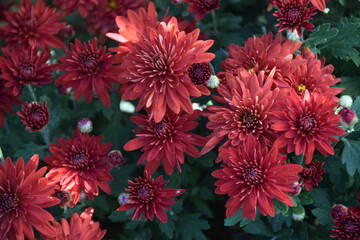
124, 110, 206, 175
271, 90, 346, 164
281, 47, 343, 95
273, 0, 317, 36
212, 136, 303, 220
17, 101, 50, 132
331, 207, 360, 240
299, 159, 325, 191
44, 129, 113, 207
0, 0, 66, 49
201, 69, 282, 158
41, 208, 106, 240
0, 78, 22, 127
0, 155, 60, 240
55, 38, 120, 106
184, 0, 220, 20
120, 17, 214, 122
0, 45, 54, 96
117, 171, 185, 223
221, 32, 302, 86
54, 0, 99, 17
188, 62, 213, 85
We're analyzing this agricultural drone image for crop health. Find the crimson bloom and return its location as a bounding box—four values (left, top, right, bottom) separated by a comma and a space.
41, 208, 106, 240
120, 17, 214, 122
0, 155, 60, 240
212, 136, 303, 220
54, 0, 99, 17
0, 0, 66, 49
273, 0, 317, 36
0, 78, 22, 127
0, 45, 54, 96
17, 101, 50, 132
271, 90, 346, 164
124, 110, 206, 175
331, 207, 360, 240
184, 0, 220, 20
55, 38, 120, 106
299, 159, 325, 191
44, 129, 113, 207
117, 171, 185, 223
201, 69, 282, 157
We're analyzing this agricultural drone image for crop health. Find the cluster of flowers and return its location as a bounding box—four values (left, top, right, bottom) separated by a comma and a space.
0, 0, 358, 239
331, 203, 360, 240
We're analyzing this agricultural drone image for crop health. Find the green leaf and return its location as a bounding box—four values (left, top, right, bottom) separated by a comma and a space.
175, 214, 210, 240
224, 209, 243, 227
310, 188, 331, 208
303, 23, 339, 48
338, 77, 360, 96
243, 219, 275, 237
274, 199, 290, 215
311, 206, 333, 226
298, 191, 313, 205
109, 211, 130, 222
159, 219, 175, 239
13, 142, 46, 161
341, 138, 360, 176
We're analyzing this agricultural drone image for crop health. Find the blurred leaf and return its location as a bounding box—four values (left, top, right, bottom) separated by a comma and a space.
13, 142, 46, 161
224, 209, 243, 227
243, 219, 275, 237
341, 138, 360, 176
310, 188, 331, 207
303, 23, 339, 49
109, 210, 130, 222
174, 213, 210, 240
311, 206, 333, 226
159, 218, 175, 239
298, 191, 314, 205
338, 76, 360, 96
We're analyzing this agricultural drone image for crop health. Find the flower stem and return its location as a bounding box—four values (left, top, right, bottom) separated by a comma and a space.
27, 85, 38, 102
0, 147, 4, 164
211, 10, 219, 38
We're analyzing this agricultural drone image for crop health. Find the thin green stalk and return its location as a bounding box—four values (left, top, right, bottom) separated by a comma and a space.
211, 10, 219, 38
0, 147, 4, 164
27, 85, 38, 102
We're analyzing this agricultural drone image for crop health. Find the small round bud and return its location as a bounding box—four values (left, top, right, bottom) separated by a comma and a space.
78, 118, 93, 133
340, 108, 359, 129
323, 8, 330, 14
292, 206, 305, 221
52, 189, 71, 207
206, 75, 220, 89
118, 193, 130, 205
339, 95, 353, 108
331, 204, 348, 220
289, 182, 302, 196
107, 150, 125, 167
287, 30, 301, 42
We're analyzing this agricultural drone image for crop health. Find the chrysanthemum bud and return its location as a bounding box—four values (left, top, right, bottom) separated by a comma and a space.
287, 30, 301, 42
339, 95, 353, 108
340, 108, 359, 129
77, 118, 93, 133
323, 8, 330, 14
331, 204, 348, 220
107, 150, 125, 167
292, 205, 306, 221
206, 75, 220, 89
289, 182, 302, 196
52, 189, 71, 207
118, 193, 130, 205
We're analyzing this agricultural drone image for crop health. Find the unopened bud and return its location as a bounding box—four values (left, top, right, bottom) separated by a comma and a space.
339, 95, 353, 108
78, 118, 93, 133
107, 150, 125, 167
53, 189, 71, 207
292, 205, 305, 221
331, 204, 348, 220
287, 30, 301, 42
118, 193, 130, 205
323, 8, 330, 14
340, 108, 358, 129
206, 75, 220, 89
289, 182, 302, 196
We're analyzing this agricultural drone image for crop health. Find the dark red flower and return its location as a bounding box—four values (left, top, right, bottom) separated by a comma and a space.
52, 189, 71, 207
0, 45, 54, 96
107, 150, 125, 167
117, 171, 185, 223
0, 2, 13, 22
17, 101, 50, 132
0, 155, 60, 240
331, 204, 349, 221
188, 62, 213, 85
212, 136, 303, 220
184, 0, 220, 20
54, 0, 99, 17
340, 108, 359, 129
0, 78, 22, 127
119, 17, 214, 122
271, 90, 346, 164
44, 129, 113, 207
55, 38, 120, 106
0, 0, 66, 49
331, 207, 360, 240
299, 159, 325, 191
273, 0, 317, 36
41, 208, 106, 240
124, 110, 206, 175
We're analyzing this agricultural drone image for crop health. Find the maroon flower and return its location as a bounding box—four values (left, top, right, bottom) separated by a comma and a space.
331, 204, 349, 221
188, 62, 213, 85
52, 189, 71, 207
0, 2, 13, 22
184, 0, 220, 20
273, 0, 317, 36
331, 207, 360, 240
0, 78, 22, 127
0, 0, 66, 49
0, 45, 54, 96
55, 38, 120, 106
107, 150, 125, 167
117, 171, 185, 223
299, 159, 325, 191
17, 101, 50, 132
54, 0, 99, 17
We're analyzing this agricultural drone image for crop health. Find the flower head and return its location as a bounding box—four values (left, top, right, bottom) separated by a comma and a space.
119, 17, 214, 122
0, 78, 22, 127
55, 38, 120, 106
188, 62, 213, 85
273, 0, 317, 36
44, 129, 113, 207
331, 207, 360, 240
0, 0, 66, 49
117, 171, 185, 223
212, 136, 303, 220
124, 110, 206, 175
17, 101, 50, 132
0, 155, 60, 240
107, 150, 125, 167
0, 45, 54, 96
331, 204, 349, 221
299, 159, 325, 191
271, 90, 345, 164
184, 0, 220, 20
54, 0, 99, 17
41, 208, 106, 240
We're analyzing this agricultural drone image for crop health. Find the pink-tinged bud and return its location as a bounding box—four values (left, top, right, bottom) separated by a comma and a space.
331, 204, 348, 220
340, 108, 359, 129
289, 182, 302, 196
78, 118, 93, 133
107, 150, 125, 167
52, 189, 71, 207
339, 95, 353, 108
58, 86, 72, 96
59, 25, 74, 39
